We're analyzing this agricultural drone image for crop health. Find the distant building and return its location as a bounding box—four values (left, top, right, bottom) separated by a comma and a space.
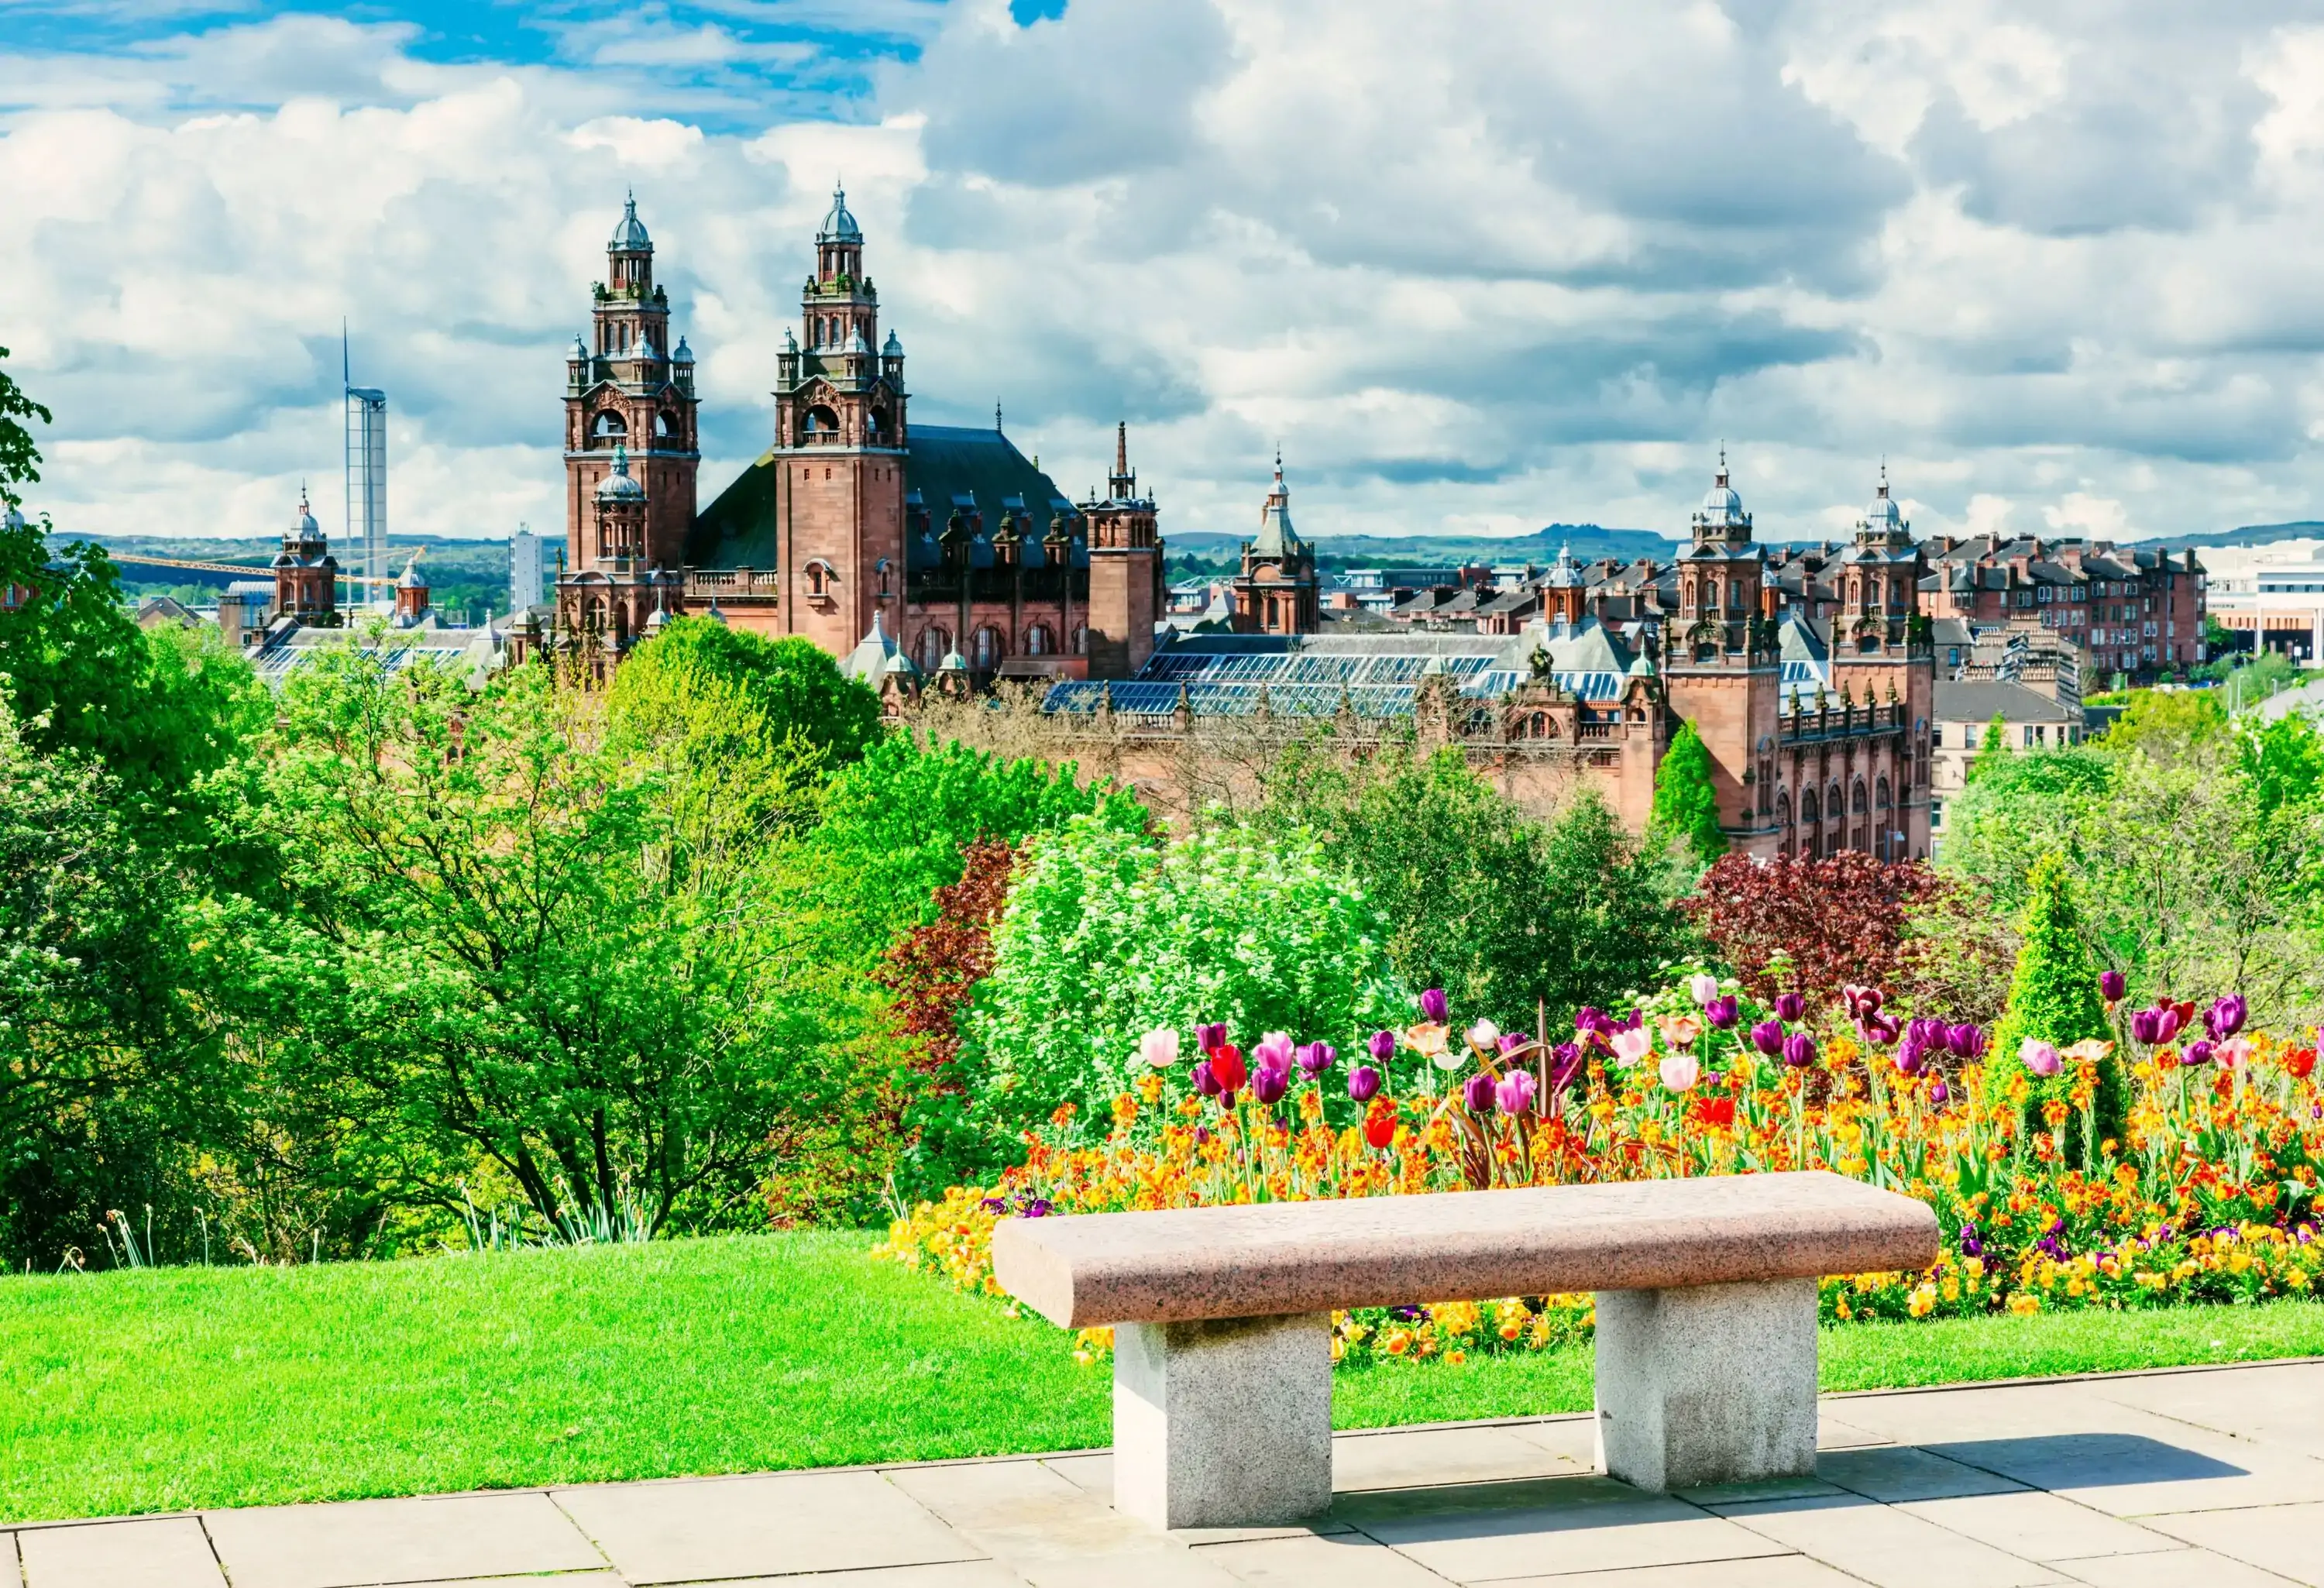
1920, 535, 2207, 680
1929, 679, 2085, 834
510, 527, 547, 613
2201, 541, 2324, 662
1229, 456, 1321, 635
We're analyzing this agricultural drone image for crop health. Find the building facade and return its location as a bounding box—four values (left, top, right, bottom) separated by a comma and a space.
544, 191, 1164, 689
1229, 456, 1320, 635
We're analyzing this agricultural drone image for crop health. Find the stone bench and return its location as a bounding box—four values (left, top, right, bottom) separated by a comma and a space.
992, 1169, 1937, 1530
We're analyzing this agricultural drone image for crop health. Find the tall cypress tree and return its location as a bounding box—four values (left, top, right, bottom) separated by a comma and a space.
1649, 720, 1728, 868
1989, 852, 2123, 1146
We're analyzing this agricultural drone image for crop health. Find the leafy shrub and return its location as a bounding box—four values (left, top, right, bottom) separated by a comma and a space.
1989, 854, 2121, 1146
1685, 853, 1948, 1014
956, 816, 1402, 1141
1648, 720, 1728, 867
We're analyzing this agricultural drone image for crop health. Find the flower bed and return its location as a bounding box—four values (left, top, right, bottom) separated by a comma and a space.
879, 973, 2324, 1365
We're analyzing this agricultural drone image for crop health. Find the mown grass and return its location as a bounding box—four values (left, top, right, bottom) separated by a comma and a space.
9, 1230, 2323, 1524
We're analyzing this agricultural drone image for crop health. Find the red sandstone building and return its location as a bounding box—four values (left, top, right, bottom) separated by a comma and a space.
537, 192, 1164, 688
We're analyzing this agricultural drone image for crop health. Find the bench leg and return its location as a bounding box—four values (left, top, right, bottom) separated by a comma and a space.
1112, 1311, 1333, 1530
1592, 1277, 1819, 1493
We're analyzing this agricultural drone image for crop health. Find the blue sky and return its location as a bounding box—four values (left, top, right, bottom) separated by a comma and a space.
6, 2, 2324, 547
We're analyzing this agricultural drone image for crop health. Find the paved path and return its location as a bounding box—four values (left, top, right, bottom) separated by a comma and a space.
15, 1360, 2324, 1586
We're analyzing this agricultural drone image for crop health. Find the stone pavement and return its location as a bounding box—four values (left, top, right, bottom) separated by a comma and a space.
15, 1360, 2324, 1587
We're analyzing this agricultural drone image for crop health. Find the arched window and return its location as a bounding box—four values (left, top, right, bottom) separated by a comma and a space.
804, 560, 829, 598
654, 411, 676, 438
1826, 782, 1843, 823
971, 626, 1002, 669
592, 411, 627, 440
916, 626, 949, 672
1852, 779, 1869, 815
1800, 789, 1818, 825
1025, 624, 1054, 657
1875, 776, 1892, 810
1776, 791, 1792, 830
1072, 624, 1088, 656
804, 405, 840, 439
1530, 711, 1549, 737
867, 407, 887, 441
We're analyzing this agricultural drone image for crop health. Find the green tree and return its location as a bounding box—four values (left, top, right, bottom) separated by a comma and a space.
607, 619, 882, 847
227, 641, 822, 1237
0, 343, 49, 510
1648, 720, 1727, 866
1258, 744, 1695, 1029
2101, 688, 2226, 763
0, 695, 200, 1267
1989, 854, 2122, 1150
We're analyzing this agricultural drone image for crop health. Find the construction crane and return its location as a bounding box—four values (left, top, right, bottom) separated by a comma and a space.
107, 550, 420, 586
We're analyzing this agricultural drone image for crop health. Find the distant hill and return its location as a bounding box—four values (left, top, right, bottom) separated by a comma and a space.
60, 532, 511, 619
1170, 524, 1678, 568
2131, 521, 2324, 550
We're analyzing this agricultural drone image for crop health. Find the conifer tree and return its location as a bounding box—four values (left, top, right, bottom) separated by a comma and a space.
1649, 720, 1728, 868
1989, 852, 2123, 1149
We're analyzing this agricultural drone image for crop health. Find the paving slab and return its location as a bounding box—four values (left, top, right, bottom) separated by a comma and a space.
1198, 1534, 1456, 1586
16, 1518, 224, 1588
2137, 1500, 2324, 1586
1337, 1474, 1791, 1581
556, 1469, 982, 1585
2058, 1545, 2309, 1587
1814, 1445, 2030, 1504
1330, 1427, 1591, 1493
202, 1492, 604, 1588
710, 1566, 1033, 1588
1485, 1559, 1868, 1587
1896, 1491, 2181, 1564
1716, 1492, 2067, 1588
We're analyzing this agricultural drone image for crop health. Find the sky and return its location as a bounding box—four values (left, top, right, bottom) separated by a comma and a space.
8, 0, 2324, 548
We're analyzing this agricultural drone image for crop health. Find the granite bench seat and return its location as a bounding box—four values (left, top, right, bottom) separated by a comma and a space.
992, 1170, 1937, 1530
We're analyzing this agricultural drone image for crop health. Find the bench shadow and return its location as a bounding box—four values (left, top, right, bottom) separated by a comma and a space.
1328, 1473, 1703, 1539
1921, 1434, 2246, 1490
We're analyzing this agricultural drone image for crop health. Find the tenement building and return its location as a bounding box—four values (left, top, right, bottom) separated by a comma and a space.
531, 192, 1164, 688
1048, 462, 1936, 862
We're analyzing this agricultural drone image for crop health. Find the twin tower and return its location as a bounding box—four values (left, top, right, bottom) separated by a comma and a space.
553, 191, 1164, 683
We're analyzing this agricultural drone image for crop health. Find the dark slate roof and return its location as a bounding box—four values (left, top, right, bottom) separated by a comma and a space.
686, 424, 1077, 571
1934, 679, 2081, 724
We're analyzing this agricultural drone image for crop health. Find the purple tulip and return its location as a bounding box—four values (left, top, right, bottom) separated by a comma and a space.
1929, 1078, 1951, 1105
1420, 988, 1449, 1024
2187, 1040, 2216, 1069
1858, 1012, 1902, 1047
2206, 995, 2247, 1040
1250, 1065, 1289, 1105
1896, 1037, 1926, 1076
1196, 1022, 1227, 1052
1368, 1029, 1396, 1064
1575, 1006, 1609, 1037
1463, 1071, 1497, 1113
2100, 970, 2126, 1003
1750, 1019, 1785, 1057
2157, 1006, 2183, 1043
1497, 1033, 1528, 1056
1497, 1071, 1537, 1117
1774, 992, 1807, 1023
1549, 1041, 1583, 1090
2130, 1008, 2163, 1046
1192, 1059, 1222, 1097
1705, 995, 1740, 1031
1783, 1032, 1818, 1068
1348, 1064, 1382, 1102
1297, 1042, 1336, 1078
1948, 1023, 1987, 1060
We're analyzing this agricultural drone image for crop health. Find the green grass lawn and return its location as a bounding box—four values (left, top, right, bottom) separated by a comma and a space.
8, 1230, 2324, 1524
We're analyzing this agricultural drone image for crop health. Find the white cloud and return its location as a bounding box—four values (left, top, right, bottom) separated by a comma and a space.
8, 0, 2324, 552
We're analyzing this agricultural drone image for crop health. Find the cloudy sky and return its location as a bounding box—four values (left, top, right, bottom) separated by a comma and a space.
7, 0, 2324, 548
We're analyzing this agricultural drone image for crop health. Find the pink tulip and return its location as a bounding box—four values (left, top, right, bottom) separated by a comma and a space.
1254, 1032, 1295, 1073
1137, 1027, 1180, 1068
1659, 1050, 1700, 1092
2020, 1038, 2062, 1078
2217, 1036, 2254, 1070
1467, 1018, 1501, 1052
1689, 974, 1721, 1007
1611, 1028, 1654, 1067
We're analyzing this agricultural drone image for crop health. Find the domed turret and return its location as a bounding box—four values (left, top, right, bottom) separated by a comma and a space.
596, 444, 647, 502
672, 335, 694, 365
609, 194, 651, 252
819, 184, 862, 243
